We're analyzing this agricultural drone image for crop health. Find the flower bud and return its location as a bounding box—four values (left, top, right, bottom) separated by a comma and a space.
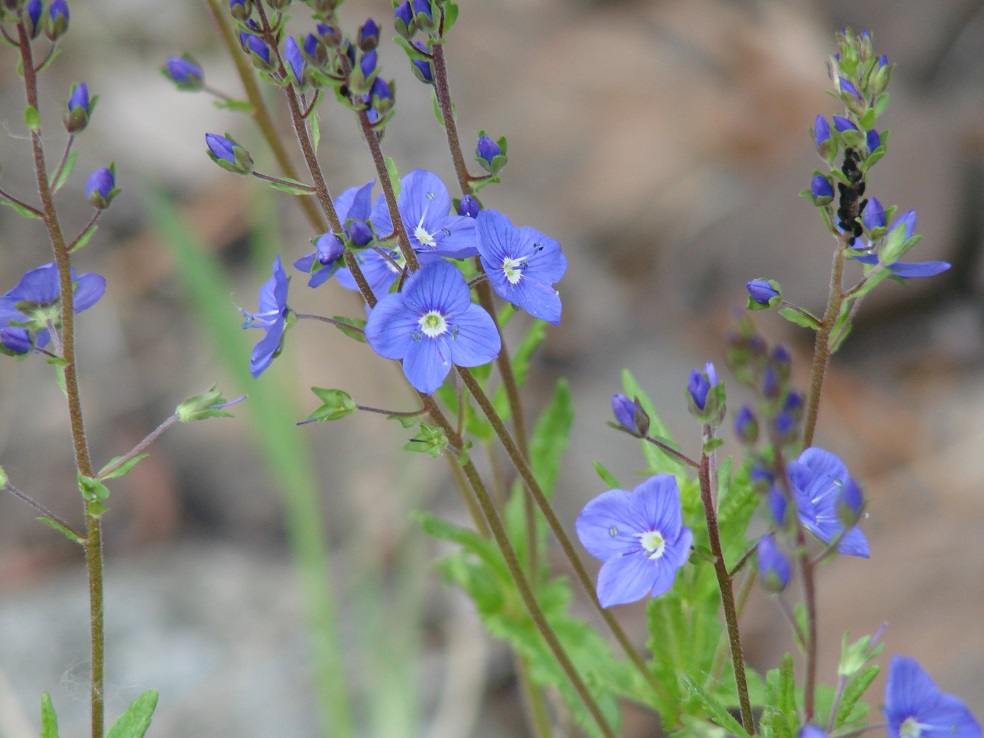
745, 278, 781, 309
205, 133, 254, 175
813, 114, 836, 161
44, 0, 68, 41
365, 77, 395, 123
766, 486, 789, 527
162, 55, 204, 91
810, 174, 834, 206
861, 196, 885, 233
476, 133, 507, 175
799, 726, 828, 738
733, 405, 758, 445
413, 0, 436, 33
317, 23, 342, 48
347, 220, 373, 247
64, 82, 93, 133
85, 166, 118, 209
866, 128, 881, 152
357, 18, 380, 52
411, 56, 433, 84
611, 393, 649, 437
687, 362, 724, 426
394, 1, 415, 39
832, 115, 857, 133
313, 232, 344, 268
229, 0, 252, 20
458, 194, 481, 218
242, 32, 274, 71
284, 36, 307, 87
757, 534, 791, 592
24, 0, 42, 38
266, 0, 291, 9
0, 327, 32, 356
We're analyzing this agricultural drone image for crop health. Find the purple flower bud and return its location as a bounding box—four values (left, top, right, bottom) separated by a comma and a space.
205, 132, 254, 175
832, 115, 858, 133
412, 57, 433, 83
866, 128, 881, 151
734, 405, 758, 445
0, 327, 32, 356
347, 220, 373, 247
476, 135, 502, 165
394, 1, 414, 38
358, 18, 380, 51
413, 0, 432, 20
862, 196, 885, 231
162, 56, 204, 91
45, 0, 69, 41
688, 369, 711, 411
896, 209, 917, 241
814, 115, 830, 148
317, 23, 341, 47
810, 174, 834, 205
878, 54, 888, 67
766, 486, 789, 527
458, 195, 481, 218
285, 36, 306, 86
368, 76, 393, 102
85, 166, 116, 209
611, 393, 649, 437
839, 77, 862, 100
757, 534, 791, 592
314, 233, 344, 267
359, 49, 377, 79
242, 32, 271, 67
746, 278, 780, 307
64, 82, 91, 133
229, 0, 252, 21
24, 0, 42, 38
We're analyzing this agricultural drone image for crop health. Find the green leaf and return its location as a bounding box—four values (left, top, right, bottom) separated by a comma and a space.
873, 92, 890, 118
384, 156, 401, 199
24, 104, 40, 132
41, 692, 60, 738
621, 369, 684, 474
681, 676, 751, 738
212, 98, 253, 113
37, 517, 84, 545
303, 387, 357, 422
331, 315, 367, 343
310, 113, 321, 153
442, 2, 459, 32
528, 379, 573, 498
1, 197, 42, 219
778, 306, 821, 331
69, 224, 99, 253
78, 472, 110, 518
52, 150, 78, 194
431, 89, 445, 129
98, 453, 149, 480
835, 664, 878, 728
105, 689, 159, 738
592, 461, 621, 488
266, 176, 315, 195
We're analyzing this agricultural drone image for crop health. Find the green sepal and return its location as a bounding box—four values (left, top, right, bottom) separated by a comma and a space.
303, 387, 357, 422
105, 689, 159, 738
838, 629, 884, 679
78, 472, 110, 518
52, 150, 78, 194
778, 306, 821, 331
265, 176, 316, 195
38, 517, 84, 545
176, 384, 239, 421
1, 198, 43, 219
24, 104, 40, 132
98, 453, 149, 481
441, 2, 459, 34
858, 107, 878, 131
860, 147, 885, 173
592, 461, 622, 488
703, 437, 724, 454
838, 127, 866, 150
872, 91, 890, 119
476, 129, 508, 175
212, 98, 253, 114
881, 233, 922, 265
332, 315, 367, 343
404, 422, 448, 457
69, 225, 98, 253
849, 264, 890, 299
41, 692, 61, 738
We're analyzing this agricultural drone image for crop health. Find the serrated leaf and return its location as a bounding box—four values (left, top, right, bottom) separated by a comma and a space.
331, 315, 367, 343
41, 692, 60, 738
105, 689, 158, 738
592, 461, 622, 488
52, 150, 78, 194
835, 664, 878, 728
682, 676, 751, 738
528, 379, 573, 499
1, 198, 42, 219
266, 177, 315, 195
621, 369, 684, 474
778, 306, 821, 331
98, 453, 149, 481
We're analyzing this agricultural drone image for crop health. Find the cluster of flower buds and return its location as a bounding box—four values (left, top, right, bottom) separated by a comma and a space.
1, 0, 69, 40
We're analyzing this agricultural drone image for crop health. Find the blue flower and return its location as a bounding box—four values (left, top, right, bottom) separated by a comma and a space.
294, 233, 344, 288
372, 169, 478, 258
862, 196, 886, 231
814, 115, 831, 148
85, 166, 117, 209
298, 180, 377, 288
757, 533, 791, 592
884, 656, 980, 738
787, 447, 869, 557
458, 195, 481, 218
162, 56, 204, 91
0, 262, 106, 353
365, 261, 501, 394
284, 36, 307, 86
358, 18, 379, 51
474, 209, 566, 324
867, 128, 881, 151
575, 474, 693, 607
241, 256, 290, 378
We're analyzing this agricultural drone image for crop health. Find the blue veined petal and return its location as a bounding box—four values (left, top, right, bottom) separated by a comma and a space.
7, 263, 60, 303
890, 261, 950, 279
401, 261, 472, 316
631, 474, 684, 541
250, 316, 284, 378
499, 273, 563, 325
885, 657, 981, 738
447, 303, 500, 367
403, 333, 452, 394
596, 552, 661, 607
73, 273, 106, 312
575, 487, 646, 561
517, 226, 567, 283
401, 169, 453, 235
364, 292, 416, 360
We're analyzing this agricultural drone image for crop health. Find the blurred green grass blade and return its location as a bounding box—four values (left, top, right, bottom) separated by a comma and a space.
144, 185, 354, 738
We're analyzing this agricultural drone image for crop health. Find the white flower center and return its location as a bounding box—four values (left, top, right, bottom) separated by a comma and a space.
419, 310, 448, 338
501, 256, 526, 285
639, 530, 666, 560
900, 717, 925, 738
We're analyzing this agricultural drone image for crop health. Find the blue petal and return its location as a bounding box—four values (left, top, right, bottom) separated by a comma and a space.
631, 474, 684, 540
402, 261, 471, 316
8, 263, 60, 303
401, 170, 452, 235
576, 487, 646, 561
517, 226, 567, 283
448, 303, 500, 366
73, 273, 106, 313
885, 657, 981, 738
596, 552, 658, 607
505, 276, 563, 325
364, 292, 415, 360
891, 261, 951, 279
403, 334, 452, 394
250, 317, 284, 377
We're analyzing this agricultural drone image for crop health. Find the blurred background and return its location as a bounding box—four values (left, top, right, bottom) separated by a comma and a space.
1, 0, 983, 735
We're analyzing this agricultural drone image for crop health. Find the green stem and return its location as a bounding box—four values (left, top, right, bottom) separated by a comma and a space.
455, 367, 676, 709
17, 21, 103, 738
803, 233, 850, 447
698, 450, 754, 733
96, 414, 179, 480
